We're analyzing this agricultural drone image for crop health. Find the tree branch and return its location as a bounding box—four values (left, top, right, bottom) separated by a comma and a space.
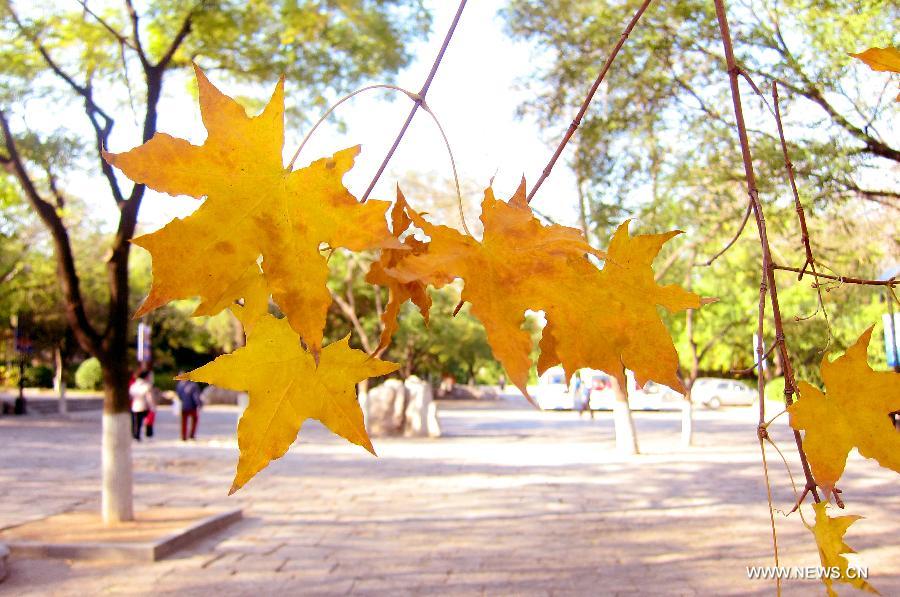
527, 0, 654, 203
76, 0, 135, 50
7, 6, 125, 204
124, 0, 150, 69
361, 0, 469, 202
713, 0, 820, 503
155, 9, 194, 70
0, 108, 102, 356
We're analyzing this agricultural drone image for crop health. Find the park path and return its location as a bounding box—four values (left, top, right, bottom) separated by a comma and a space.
0, 397, 897, 596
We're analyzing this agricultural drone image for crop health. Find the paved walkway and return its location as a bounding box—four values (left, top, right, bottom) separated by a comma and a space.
0, 397, 897, 596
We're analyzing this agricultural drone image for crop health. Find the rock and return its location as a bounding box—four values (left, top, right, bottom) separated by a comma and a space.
361, 379, 407, 437
362, 377, 441, 438
403, 376, 441, 438
200, 385, 247, 406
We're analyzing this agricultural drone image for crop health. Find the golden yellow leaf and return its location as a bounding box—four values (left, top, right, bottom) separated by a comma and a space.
540, 222, 705, 392
365, 188, 432, 352
388, 180, 604, 396
809, 502, 878, 597
789, 326, 900, 489
104, 65, 398, 353
181, 314, 399, 494
850, 47, 900, 73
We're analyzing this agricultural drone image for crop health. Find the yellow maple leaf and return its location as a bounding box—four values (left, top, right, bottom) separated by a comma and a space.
809, 502, 878, 597
539, 222, 706, 392
388, 180, 604, 396
789, 326, 900, 490
850, 46, 900, 73
104, 65, 398, 353
365, 188, 432, 353
180, 314, 399, 494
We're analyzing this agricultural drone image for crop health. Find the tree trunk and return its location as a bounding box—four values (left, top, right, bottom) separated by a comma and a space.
54, 345, 67, 415
680, 394, 693, 448
100, 353, 134, 523
612, 382, 639, 454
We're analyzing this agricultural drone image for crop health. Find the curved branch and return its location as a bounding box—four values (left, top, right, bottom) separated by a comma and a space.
0, 108, 102, 356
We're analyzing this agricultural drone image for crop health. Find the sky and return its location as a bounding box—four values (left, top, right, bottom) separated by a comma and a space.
113, 0, 582, 234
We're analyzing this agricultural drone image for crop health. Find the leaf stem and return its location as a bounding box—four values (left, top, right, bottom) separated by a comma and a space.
526, 0, 654, 204
360, 0, 469, 203
772, 265, 897, 288
287, 84, 416, 171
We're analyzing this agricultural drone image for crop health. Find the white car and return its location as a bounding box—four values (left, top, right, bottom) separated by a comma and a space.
691, 378, 756, 409
534, 366, 574, 410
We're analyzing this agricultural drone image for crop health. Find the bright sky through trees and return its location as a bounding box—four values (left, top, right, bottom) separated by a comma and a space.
75, 0, 581, 232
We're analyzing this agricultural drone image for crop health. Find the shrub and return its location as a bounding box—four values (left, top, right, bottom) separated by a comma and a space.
24, 364, 54, 388
75, 358, 103, 390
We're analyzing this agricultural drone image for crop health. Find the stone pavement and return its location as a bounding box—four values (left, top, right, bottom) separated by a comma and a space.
0, 397, 897, 596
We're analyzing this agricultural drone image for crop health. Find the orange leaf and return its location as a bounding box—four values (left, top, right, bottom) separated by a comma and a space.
850, 47, 900, 73
365, 188, 432, 352
540, 222, 703, 392
104, 65, 398, 353
789, 326, 900, 489
389, 181, 699, 397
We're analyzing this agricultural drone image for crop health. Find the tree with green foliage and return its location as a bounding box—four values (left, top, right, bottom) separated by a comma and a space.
503, 0, 898, 378
0, 0, 429, 523
504, 0, 898, 216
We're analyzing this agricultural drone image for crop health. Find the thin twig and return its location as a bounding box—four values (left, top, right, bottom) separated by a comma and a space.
772, 265, 897, 287
286, 84, 471, 236
360, 0, 468, 202
758, 439, 782, 596
526, 0, 654, 204
288, 84, 416, 170
704, 202, 752, 266
419, 102, 471, 235
712, 0, 820, 503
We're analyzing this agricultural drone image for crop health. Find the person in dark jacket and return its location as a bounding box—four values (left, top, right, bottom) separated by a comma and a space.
175, 375, 203, 441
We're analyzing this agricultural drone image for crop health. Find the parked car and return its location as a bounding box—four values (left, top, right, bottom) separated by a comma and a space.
534, 366, 573, 410
691, 378, 756, 409
630, 381, 684, 410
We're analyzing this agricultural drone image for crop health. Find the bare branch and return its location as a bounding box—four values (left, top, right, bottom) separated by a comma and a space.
713, 0, 820, 502
155, 9, 194, 69
772, 264, 897, 288
361, 0, 468, 202
124, 0, 150, 69
75, 0, 135, 50
527, 0, 654, 203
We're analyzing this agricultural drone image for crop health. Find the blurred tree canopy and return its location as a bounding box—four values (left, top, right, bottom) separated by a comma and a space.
503, 0, 898, 386
0, 0, 430, 401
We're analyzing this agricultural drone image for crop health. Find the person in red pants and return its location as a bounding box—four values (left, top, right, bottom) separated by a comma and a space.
175, 375, 203, 441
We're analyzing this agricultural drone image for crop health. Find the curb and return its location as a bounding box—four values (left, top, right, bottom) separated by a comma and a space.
8, 509, 242, 562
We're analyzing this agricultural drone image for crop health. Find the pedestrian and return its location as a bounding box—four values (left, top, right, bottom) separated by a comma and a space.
175, 374, 203, 441
129, 369, 156, 441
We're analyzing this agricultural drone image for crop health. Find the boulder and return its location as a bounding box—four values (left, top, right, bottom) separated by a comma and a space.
362, 377, 441, 438
200, 385, 247, 406
361, 379, 407, 437
403, 376, 441, 438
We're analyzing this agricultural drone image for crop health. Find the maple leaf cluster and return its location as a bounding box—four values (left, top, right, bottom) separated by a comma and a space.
105, 66, 705, 492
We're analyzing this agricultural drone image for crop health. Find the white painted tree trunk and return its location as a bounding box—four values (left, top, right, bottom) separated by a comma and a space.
612, 388, 639, 455
680, 397, 693, 448
102, 412, 134, 523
